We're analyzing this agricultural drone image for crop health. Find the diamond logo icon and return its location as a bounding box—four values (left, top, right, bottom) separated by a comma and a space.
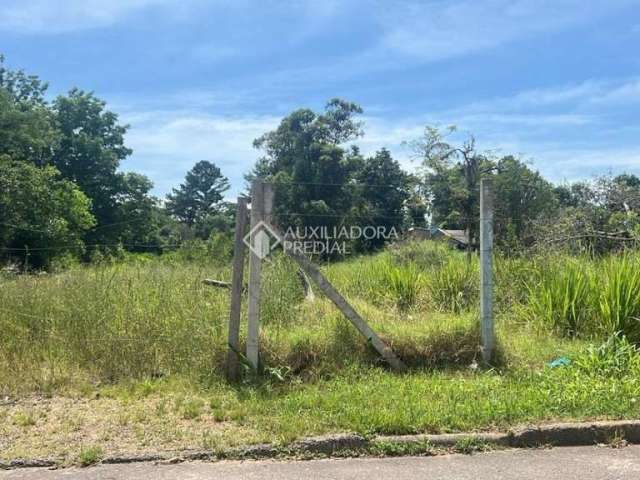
243, 221, 281, 259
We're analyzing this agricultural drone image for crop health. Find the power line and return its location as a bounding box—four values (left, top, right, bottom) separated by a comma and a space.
277, 212, 408, 220
0, 222, 56, 234
1, 217, 161, 234
89, 218, 158, 231
267, 180, 410, 188
0, 243, 181, 252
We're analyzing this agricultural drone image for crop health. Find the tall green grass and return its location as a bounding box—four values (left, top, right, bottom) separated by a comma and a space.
327, 242, 480, 314
380, 261, 424, 311
0, 262, 230, 387
427, 255, 478, 313
597, 255, 640, 342
2, 241, 640, 393
523, 253, 640, 341
0, 247, 482, 391
525, 257, 594, 337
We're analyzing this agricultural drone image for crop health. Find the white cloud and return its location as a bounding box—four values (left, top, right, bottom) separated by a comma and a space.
481, 79, 640, 110
359, 111, 640, 183
248, 0, 637, 91
527, 147, 640, 182
349, 70, 640, 183
495, 82, 606, 109
590, 80, 640, 105
118, 71, 640, 197
362, 0, 634, 67
120, 109, 279, 197
0, 0, 181, 33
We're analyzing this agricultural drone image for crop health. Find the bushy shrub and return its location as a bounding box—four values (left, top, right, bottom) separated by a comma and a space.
0, 159, 95, 269
161, 235, 233, 266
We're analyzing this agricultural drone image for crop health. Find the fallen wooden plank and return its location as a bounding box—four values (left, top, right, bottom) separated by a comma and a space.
203, 279, 232, 289
269, 223, 406, 372
297, 268, 315, 301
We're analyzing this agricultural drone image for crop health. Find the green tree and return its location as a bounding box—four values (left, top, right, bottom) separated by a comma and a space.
113, 173, 163, 249
49, 88, 162, 251
351, 148, 411, 249
492, 156, 557, 251
0, 157, 95, 268
193, 203, 235, 240
410, 127, 563, 254
0, 56, 58, 166
410, 126, 494, 259
539, 174, 640, 253
1, 57, 160, 256
166, 160, 230, 232
554, 181, 596, 209
250, 99, 364, 248
51, 89, 133, 245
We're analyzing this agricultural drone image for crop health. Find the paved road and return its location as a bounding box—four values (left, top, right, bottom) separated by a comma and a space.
2, 446, 640, 479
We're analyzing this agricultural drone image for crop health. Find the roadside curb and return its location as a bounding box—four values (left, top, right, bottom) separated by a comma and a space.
376, 420, 640, 449
2, 420, 640, 469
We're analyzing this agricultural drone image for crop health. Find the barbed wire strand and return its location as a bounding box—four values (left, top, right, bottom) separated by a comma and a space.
268, 181, 410, 188
0, 217, 165, 234
0, 243, 183, 252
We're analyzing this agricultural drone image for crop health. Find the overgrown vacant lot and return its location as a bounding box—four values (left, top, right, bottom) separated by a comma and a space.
2, 242, 640, 464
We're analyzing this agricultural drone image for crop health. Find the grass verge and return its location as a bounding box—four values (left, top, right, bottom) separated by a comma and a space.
2, 243, 640, 463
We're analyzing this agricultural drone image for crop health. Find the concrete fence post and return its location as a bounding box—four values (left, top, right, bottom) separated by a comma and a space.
480, 178, 494, 364
226, 196, 248, 381
246, 181, 264, 371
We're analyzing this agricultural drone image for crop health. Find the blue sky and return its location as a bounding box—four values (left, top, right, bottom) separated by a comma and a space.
1, 0, 640, 198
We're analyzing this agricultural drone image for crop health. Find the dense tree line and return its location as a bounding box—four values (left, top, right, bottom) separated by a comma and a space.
248, 99, 413, 252
411, 126, 640, 254
1, 56, 638, 269
0, 56, 230, 268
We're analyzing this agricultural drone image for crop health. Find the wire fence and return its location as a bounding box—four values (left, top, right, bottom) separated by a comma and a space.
0, 243, 182, 252
1, 180, 427, 254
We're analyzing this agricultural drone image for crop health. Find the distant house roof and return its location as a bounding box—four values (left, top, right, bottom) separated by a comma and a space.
437, 229, 469, 245
407, 227, 469, 246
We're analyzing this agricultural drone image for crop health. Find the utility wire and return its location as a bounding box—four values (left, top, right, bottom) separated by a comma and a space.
277, 212, 409, 220
0, 218, 160, 234
0, 222, 57, 234
0, 243, 181, 252
266, 180, 410, 188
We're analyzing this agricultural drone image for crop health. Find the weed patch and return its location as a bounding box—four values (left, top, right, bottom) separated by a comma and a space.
78, 446, 103, 466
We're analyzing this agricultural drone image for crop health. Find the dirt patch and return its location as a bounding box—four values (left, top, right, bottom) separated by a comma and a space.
0, 394, 262, 464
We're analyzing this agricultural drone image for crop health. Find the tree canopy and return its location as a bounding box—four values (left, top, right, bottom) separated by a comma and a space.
1, 54, 639, 268
0, 57, 161, 267
166, 160, 230, 231
0, 158, 95, 268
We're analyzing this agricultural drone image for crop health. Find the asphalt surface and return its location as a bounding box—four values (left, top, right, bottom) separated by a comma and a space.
2, 446, 640, 479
